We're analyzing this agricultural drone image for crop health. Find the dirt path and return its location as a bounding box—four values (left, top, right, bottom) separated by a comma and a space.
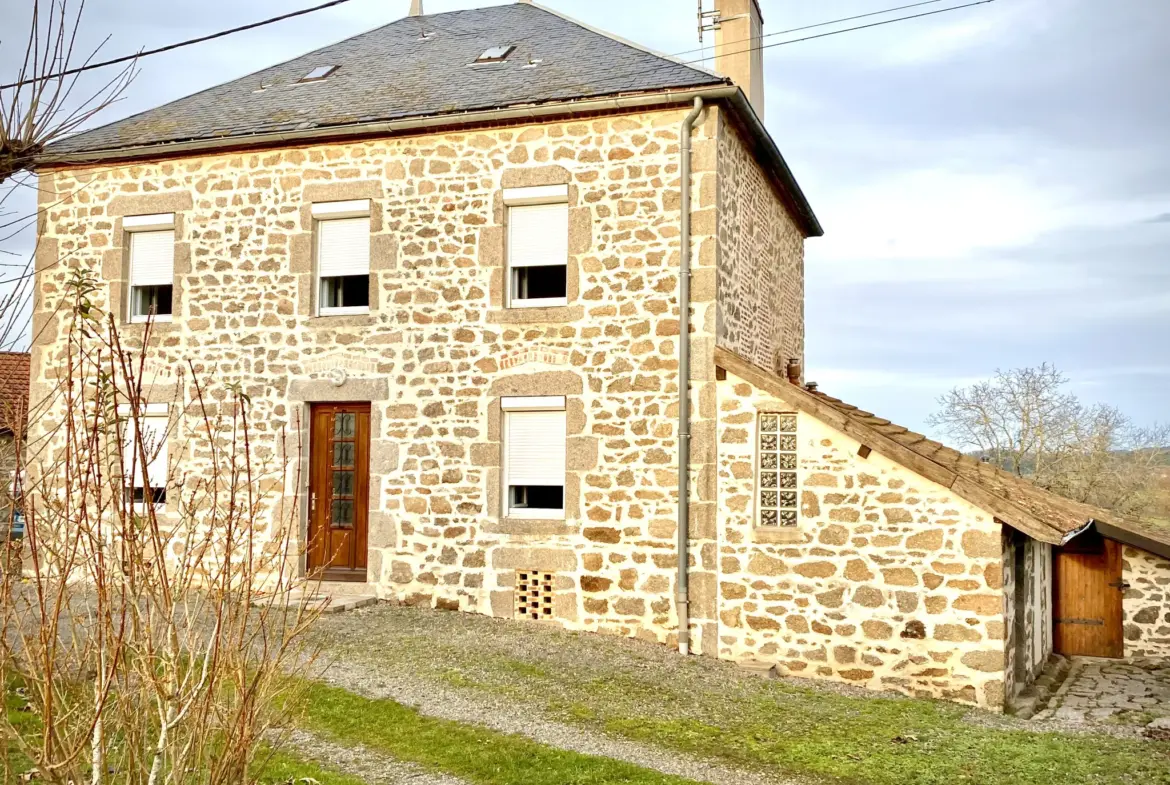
277, 728, 471, 785
315, 657, 802, 785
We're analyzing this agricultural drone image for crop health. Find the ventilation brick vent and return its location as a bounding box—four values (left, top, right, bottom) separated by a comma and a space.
515, 571, 555, 620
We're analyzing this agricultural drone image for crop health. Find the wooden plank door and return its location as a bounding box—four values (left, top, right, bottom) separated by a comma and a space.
1053, 533, 1124, 658
307, 403, 370, 580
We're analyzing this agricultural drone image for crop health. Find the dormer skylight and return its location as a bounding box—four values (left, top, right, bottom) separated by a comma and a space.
474, 45, 515, 64
299, 65, 339, 83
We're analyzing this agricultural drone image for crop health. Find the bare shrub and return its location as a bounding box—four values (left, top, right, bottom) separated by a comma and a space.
0, 270, 321, 783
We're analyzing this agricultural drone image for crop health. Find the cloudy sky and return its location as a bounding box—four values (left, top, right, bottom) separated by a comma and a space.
2, 0, 1167, 438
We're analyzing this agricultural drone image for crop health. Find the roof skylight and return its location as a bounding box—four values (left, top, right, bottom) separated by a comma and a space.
474, 45, 515, 64
299, 65, 339, 83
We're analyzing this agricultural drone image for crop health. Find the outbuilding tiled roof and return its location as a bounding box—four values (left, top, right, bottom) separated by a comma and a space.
46, 3, 725, 157
0, 352, 30, 434
715, 346, 1170, 555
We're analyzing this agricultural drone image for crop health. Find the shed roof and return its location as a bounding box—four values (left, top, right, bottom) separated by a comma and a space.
715, 346, 1170, 556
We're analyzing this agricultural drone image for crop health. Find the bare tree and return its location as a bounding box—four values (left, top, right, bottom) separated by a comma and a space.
1, 0, 134, 184
929, 364, 1170, 518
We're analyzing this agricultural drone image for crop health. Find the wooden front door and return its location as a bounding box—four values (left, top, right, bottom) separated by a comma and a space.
1053, 532, 1124, 658
307, 403, 370, 580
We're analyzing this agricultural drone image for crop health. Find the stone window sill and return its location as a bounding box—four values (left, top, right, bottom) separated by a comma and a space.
307, 314, 376, 328
121, 321, 179, 335
486, 305, 584, 325
752, 527, 809, 544
485, 518, 579, 537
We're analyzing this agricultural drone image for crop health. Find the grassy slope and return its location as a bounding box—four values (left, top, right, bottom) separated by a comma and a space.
294, 679, 701, 785
312, 608, 1170, 785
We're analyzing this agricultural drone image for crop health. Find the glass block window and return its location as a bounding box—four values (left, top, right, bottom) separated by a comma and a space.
758, 413, 798, 527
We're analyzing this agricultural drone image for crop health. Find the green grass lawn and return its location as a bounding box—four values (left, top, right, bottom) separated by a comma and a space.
292, 679, 702, 785
312, 607, 1170, 785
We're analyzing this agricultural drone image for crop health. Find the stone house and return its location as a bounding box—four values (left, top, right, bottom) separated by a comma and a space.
31, 1, 1170, 711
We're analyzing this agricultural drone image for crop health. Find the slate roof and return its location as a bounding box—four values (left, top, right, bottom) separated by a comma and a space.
47, 3, 725, 157
714, 346, 1170, 556
0, 353, 30, 434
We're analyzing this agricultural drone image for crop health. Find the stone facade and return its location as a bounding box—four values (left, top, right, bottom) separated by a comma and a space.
1124, 545, 1170, 658
714, 114, 804, 377
32, 105, 738, 648
714, 372, 1008, 709
1004, 532, 1053, 699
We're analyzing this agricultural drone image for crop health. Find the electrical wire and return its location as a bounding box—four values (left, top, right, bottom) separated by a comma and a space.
0, 0, 359, 91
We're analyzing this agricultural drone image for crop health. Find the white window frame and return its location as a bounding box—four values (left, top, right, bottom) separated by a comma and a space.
117, 402, 170, 512
313, 199, 372, 317
501, 395, 566, 520
125, 213, 175, 324
505, 185, 569, 309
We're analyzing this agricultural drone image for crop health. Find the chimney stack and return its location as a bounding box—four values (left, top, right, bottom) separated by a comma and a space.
785, 358, 801, 385
714, 0, 765, 119
409, 0, 423, 16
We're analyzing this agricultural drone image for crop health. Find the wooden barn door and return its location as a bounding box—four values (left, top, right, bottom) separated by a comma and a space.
1053, 532, 1124, 658
306, 403, 370, 581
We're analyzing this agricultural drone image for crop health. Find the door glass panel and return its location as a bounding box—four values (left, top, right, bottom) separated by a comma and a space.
331, 500, 354, 528
333, 441, 355, 467
334, 412, 356, 438
333, 469, 354, 496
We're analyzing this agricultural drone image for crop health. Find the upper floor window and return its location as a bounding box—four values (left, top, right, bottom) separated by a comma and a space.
758, 412, 798, 527
119, 403, 169, 511
505, 185, 568, 308
125, 213, 175, 323
313, 199, 371, 316
502, 395, 566, 519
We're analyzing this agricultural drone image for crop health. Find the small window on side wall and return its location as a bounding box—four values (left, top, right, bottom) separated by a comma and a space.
125, 213, 175, 323
313, 200, 371, 316
119, 403, 169, 512
758, 412, 798, 527
505, 185, 569, 308
502, 395, 566, 519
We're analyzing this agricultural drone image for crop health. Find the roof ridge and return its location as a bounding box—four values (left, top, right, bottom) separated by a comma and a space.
522, 1, 721, 81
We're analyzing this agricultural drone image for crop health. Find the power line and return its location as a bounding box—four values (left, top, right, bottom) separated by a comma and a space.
0, 0, 359, 91
680, 0, 956, 62
552, 0, 997, 98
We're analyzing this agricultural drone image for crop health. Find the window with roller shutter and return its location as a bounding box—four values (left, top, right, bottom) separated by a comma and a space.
125, 213, 175, 323
118, 403, 169, 511
313, 199, 371, 315
502, 396, 566, 519
505, 185, 569, 308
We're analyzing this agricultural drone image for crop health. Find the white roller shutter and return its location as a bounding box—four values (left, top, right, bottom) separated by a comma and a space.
318, 216, 370, 278
129, 230, 175, 287
505, 409, 566, 488
121, 405, 169, 495
508, 203, 568, 268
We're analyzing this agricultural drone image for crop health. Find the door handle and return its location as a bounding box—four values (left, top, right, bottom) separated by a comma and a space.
1108, 580, 1131, 590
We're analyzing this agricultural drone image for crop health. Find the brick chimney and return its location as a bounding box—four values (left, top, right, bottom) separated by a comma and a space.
714, 0, 765, 119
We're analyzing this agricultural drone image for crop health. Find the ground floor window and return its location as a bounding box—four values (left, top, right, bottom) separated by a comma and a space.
502, 395, 566, 519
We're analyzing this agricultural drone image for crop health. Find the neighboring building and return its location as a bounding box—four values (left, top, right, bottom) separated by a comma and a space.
0, 352, 30, 535
31, 1, 1169, 710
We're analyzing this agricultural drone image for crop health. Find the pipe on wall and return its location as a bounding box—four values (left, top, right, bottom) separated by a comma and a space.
676, 96, 705, 657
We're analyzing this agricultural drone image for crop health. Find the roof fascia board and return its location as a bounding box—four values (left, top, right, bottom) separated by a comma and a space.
1094, 520, 1170, 561
713, 346, 1064, 544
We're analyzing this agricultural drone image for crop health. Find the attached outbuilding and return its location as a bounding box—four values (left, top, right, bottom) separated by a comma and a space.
709, 348, 1170, 709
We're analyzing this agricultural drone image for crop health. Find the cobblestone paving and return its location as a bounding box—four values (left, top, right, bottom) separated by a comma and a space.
1035, 657, 1170, 725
